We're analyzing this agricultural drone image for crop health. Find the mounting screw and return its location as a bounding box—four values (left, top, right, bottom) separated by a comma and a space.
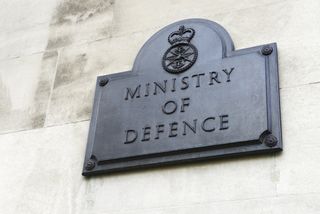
263, 134, 278, 147
261, 45, 273, 55
85, 159, 95, 170
99, 78, 109, 87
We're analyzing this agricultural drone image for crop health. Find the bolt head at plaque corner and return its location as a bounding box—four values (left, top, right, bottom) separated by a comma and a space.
99, 78, 109, 87
85, 160, 96, 170
263, 134, 278, 147
261, 45, 273, 55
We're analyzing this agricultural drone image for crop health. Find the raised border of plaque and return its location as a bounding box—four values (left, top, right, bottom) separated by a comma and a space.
82, 19, 282, 176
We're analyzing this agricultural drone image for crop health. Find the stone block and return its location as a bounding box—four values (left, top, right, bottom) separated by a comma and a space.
0, 51, 57, 133
46, 0, 115, 50
0, 0, 57, 33
277, 84, 320, 195
278, 44, 320, 89
0, 25, 51, 60
45, 30, 154, 126
83, 156, 276, 213
280, 84, 320, 133
213, 0, 320, 49
0, 121, 89, 214
112, 0, 283, 38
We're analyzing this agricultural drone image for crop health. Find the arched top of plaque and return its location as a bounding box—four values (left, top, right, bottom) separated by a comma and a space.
132, 19, 235, 75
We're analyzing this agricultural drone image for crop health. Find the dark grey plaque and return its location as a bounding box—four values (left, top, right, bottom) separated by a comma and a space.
82, 19, 282, 176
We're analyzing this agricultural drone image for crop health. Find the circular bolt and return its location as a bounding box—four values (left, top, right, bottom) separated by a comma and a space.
85, 160, 95, 170
99, 78, 109, 87
263, 134, 278, 147
261, 45, 273, 55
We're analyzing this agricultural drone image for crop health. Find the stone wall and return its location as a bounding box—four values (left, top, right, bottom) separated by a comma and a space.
0, 0, 320, 213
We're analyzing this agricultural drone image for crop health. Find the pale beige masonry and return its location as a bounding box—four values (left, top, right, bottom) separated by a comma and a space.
112, 0, 284, 38
0, 51, 58, 133
0, 122, 89, 214
0, 0, 59, 60
0, 25, 52, 61
0, 0, 320, 213
47, 0, 115, 50
0, 0, 58, 33
277, 84, 320, 195
45, 30, 155, 126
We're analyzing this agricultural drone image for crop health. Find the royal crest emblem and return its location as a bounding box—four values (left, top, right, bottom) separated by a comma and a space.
162, 25, 198, 74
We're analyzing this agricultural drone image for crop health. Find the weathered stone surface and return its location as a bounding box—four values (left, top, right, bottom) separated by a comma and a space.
0, 25, 51, 61
47, 0, 115, 50
212, 0, 320, 49
277, 84, 320, 195
280, 84, 320, 133
45, 30, 154, 126
0, 121, 89, 214
0, 51, 58, 133
0, 0, 57, 33
0, 0, 58, 61
112, 0, 283, 38
278, 43, 320, 89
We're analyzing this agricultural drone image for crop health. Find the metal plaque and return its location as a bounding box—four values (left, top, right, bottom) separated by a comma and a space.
82, 19, 282, 176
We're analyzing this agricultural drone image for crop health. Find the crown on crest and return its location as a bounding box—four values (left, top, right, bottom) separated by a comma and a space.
168, 25, 195, 45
